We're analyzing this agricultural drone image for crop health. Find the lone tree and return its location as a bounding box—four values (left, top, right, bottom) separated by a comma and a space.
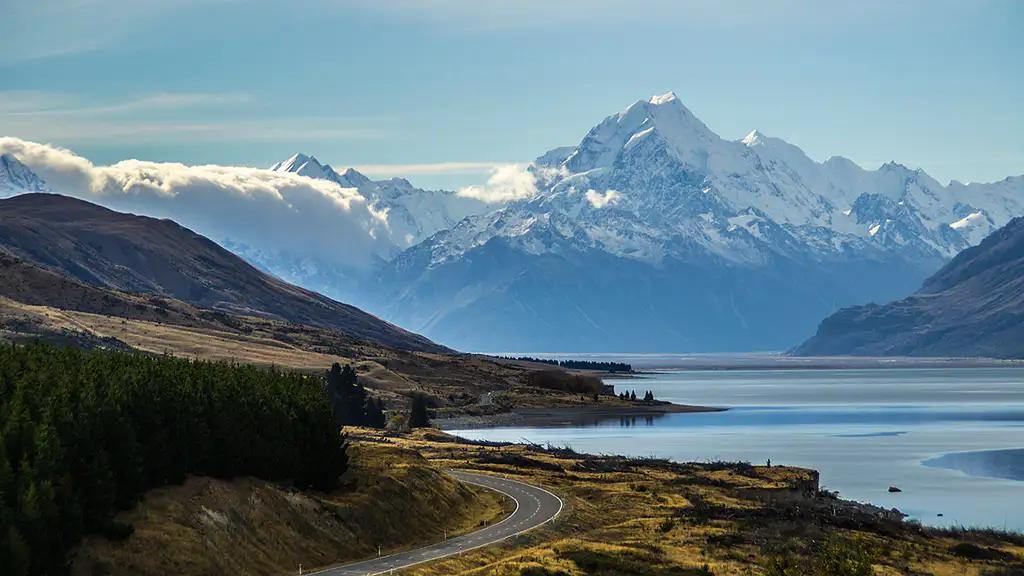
366, 397, 387, 429
408, 394, 431, 428
325, 363, 385, 428
630, 390, 637, 401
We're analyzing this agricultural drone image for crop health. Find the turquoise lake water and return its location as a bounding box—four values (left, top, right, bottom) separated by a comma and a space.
456, 368, 1024, 530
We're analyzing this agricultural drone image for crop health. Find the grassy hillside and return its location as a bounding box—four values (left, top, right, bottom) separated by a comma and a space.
71, 442, 511, 576
0, 194, 442, 352
353, 430, 1024, 576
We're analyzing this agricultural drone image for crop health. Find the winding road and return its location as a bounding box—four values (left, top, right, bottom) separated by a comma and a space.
312, 471, 563, 576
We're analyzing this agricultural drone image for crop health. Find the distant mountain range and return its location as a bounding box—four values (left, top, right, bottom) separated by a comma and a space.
794, 216, 1024, 358
3, 92, 1024, 353
0, 192, 445, 353
364, 94, 1024, 352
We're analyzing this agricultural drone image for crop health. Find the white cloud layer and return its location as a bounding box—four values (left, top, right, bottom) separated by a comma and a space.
585, 189, 622, 208
0, 138, 395, 269
457, 164, 538, 203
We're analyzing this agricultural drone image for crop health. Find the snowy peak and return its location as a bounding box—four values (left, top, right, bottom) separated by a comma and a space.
268, 153, 493, 251
741, 129, 776, 146
0, 154, 50, 194
270, 153, 376, 190
269, 153, 340, 181
563, 91, 718, 174
648, 91, 680, 106
338, 168, 372, 188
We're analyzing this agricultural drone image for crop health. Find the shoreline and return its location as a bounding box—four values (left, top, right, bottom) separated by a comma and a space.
923, 447, 1024, 482
437, 401, 725, 430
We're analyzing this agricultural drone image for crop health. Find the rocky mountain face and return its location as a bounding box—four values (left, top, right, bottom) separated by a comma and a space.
0, 193, 445, 353
0, 154, 50, 194
793, 217, 1024, 358
366, 93, 1024, 352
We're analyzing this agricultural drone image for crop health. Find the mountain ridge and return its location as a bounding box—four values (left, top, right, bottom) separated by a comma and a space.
361, 93, 1024, 351
0, 193, 446, 353
4, 90, 1024, 353
793, 216, 1024, 358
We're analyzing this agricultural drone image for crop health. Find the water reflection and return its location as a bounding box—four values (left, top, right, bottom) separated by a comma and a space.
610, 415, 659, 427
460, 368, 1024, 530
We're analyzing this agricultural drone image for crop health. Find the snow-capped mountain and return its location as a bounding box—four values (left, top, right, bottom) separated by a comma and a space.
224, 153, 493, 307
0, 154, 50, 195
9, 93, 1016, 354
369, 93, 1024, 352
269, 153, 489, 249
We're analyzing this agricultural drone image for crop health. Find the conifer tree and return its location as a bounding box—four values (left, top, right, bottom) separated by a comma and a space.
408, 394, 430, 428
366, 397, 386, 429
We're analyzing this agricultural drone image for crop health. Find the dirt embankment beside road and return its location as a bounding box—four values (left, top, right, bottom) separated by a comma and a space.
71, 442, 511, 576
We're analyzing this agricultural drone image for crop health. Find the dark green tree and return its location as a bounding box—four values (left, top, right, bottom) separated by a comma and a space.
0, 341, 349, 574
408, 394, 430, 428
365, 397, 386, 429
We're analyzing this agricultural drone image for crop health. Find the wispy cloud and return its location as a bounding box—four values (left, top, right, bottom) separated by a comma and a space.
343, 0, 924, 31
457, 164, 538, 203
0, 92, 253, 117
0, 91, 383, 144
351, 161, 516, 177
0, 0, 198, 63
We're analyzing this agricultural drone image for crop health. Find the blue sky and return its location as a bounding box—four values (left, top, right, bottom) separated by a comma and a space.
1, 0, 1021, 190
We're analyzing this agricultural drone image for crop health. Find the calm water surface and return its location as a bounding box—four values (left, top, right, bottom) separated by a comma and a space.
457, 368, 1024, 530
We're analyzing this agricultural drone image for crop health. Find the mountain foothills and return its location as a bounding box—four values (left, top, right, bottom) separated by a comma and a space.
0, 192, 443, 353
3, 92, 1024, 352
795, 216, 1024, 358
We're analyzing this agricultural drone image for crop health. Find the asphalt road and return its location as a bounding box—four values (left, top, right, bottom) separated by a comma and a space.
311, 471, 563, 576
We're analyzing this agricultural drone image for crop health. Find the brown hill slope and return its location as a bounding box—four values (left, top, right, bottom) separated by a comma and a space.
0, 193, 443, 352
793, 217, 1024, 358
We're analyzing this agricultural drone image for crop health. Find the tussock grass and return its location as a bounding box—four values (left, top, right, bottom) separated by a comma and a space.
366, 429, 1024, 576
71, 440, 509, 576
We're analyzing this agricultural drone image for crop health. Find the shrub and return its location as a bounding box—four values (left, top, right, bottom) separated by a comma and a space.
657, 517, 676, 533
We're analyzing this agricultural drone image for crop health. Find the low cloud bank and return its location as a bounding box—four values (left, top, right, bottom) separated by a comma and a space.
0, 138, 394, 268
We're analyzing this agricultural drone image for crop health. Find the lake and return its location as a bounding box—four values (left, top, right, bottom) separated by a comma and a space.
456, 367, 1024, 531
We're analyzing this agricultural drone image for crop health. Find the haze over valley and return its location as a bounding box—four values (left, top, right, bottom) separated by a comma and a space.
5, 92, 1024, 353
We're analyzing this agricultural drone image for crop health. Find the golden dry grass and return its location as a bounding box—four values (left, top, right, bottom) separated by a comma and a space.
347, 429, 1024, 576
71, 440, 511, 576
